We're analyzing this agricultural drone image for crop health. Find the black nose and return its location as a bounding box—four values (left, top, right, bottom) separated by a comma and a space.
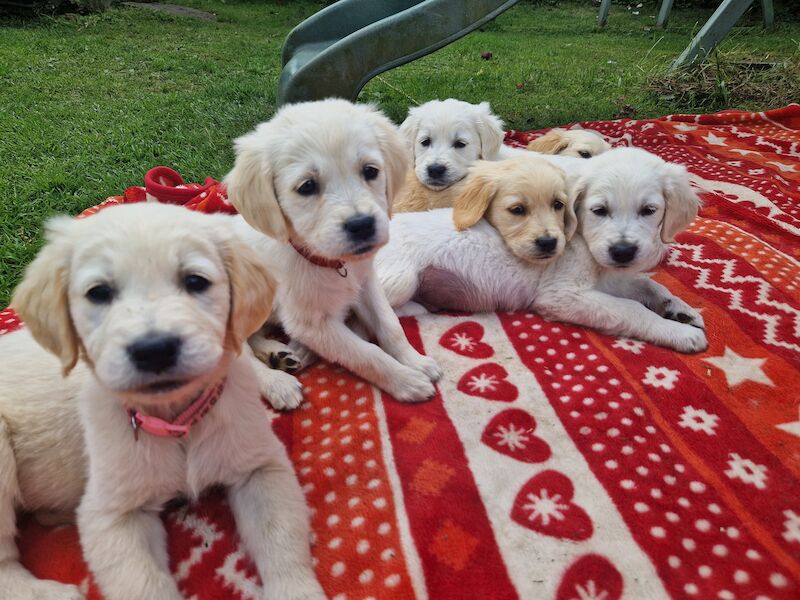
127, 334, 181, 374
609, 242, 638, 264
427, 164, 447, 179
343, 214, 376, 242
535, 236, 558, 254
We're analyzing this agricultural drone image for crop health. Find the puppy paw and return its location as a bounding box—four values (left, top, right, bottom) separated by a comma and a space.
385, 365, 437, 403
668, 324, 709, 354
18, 580, 85, 600
288, 339, 319, 370
406, 353, 443, 383
254, 363, 304, 410
659, 298, 705, 330
251, 338, 302, 374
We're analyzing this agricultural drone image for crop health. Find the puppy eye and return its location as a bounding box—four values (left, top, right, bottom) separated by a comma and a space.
552, 199, 565, 210
86, 284, 114, 305
591, 206, 609, 217
420, 138, 431, 147
363, 165, 380, 181
578, 151, 592, 159
297, 179, 318, 196
639, 206, 656, 217
508, 205, 526, 216
184, 274, 211, 294
453, 140, 467, 149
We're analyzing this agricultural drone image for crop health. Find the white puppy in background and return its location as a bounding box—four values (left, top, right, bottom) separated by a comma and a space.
376, 149, 707, 353
399, 99, 506, 190
225, 99, 441, 405
1, 203, 324, 600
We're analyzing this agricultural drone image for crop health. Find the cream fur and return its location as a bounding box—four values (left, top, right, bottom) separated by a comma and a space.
225, 99, 442, 404
0, 203, 324, 600
526, 128, 612, 158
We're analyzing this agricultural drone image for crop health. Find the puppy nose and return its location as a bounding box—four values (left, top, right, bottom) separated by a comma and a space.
609, 242, 638, 264
535, 236, 558, 254
427, 164, 447, 179
127, 334, 181, 374
343, 214, 376, 242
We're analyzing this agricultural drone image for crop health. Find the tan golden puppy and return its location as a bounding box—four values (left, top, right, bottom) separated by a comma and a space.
526, 128, 611, 158
452, 156, 573, 263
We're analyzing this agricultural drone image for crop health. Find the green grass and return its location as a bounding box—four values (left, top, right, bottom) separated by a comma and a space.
1, 0, 798, 305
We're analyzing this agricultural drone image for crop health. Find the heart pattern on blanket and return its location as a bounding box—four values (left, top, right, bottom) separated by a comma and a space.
511, 470, 593, 541
556, 554, 623, 600
439, 321, 494, 359
457, 363, 518, 401
481, 409, 550, 463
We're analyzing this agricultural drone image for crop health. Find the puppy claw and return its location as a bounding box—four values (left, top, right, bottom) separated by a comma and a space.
668, 324, 708, 354
386, 365, 437, 403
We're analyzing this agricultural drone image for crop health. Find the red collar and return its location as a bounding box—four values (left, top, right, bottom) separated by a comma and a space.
128, 378, 226, 440
290, 241, 348, 277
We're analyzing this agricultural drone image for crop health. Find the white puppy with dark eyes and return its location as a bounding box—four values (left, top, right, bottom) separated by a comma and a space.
0, 204, 324, 600
399, 99, 506, 190
376, 149, 707, 353
225, 99, 441, 405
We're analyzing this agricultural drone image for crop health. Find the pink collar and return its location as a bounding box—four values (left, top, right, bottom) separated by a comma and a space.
290, 241, 348, 277
128, 378, 226, 441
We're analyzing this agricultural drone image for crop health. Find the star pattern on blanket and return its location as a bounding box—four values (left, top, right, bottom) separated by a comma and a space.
703, 347, 775, 387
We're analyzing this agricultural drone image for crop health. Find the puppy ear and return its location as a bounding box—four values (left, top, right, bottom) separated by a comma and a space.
12, 216, 81, 375
527, 129, 569, 155
661, 163, 700, 243
225, 126, 289, 243
565, 175, 586, 241
364, 105, 410, 215
475, 102, 505, 160
398, 108, 421, 162
220, 234, 278, 354
453, 162, 497, 230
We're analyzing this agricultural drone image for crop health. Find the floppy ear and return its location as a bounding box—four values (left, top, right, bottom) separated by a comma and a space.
364, 105, 410, 215
220, 234, 278, 354
224, 125, 289, 243
398, 108, 420, 162
527, 129, 569, 155
11, 216, 81, 375
565, 175, 587, 241
661, 163, 700, 243
452, 163, 497, 231
474, 102, 505, 160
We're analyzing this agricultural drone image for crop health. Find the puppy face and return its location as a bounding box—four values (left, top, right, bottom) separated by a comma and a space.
12, 203, 275, 410
399, 100, 505, 190
453, 157, 574, 264
572, 147, 700, 271
527, 129, 612, 159
225, 99, 408, 262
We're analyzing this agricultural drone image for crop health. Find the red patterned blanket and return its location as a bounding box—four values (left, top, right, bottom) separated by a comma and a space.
3, 105, 799, 599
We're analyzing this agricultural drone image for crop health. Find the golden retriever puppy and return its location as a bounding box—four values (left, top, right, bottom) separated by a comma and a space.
526, 128, 611, 158
225, 99, 442, 404
0, 204, 324, 600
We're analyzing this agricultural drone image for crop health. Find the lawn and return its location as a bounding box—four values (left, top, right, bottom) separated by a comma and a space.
1, 0, 798, 305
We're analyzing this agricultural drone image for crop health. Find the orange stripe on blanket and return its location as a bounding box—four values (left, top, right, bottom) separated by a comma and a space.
650, 270, 800, 478
272, 364, 417, 599
587, 333, 800, 583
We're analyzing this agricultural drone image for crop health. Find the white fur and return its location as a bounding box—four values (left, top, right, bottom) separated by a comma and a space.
399, 99, 505, 189
0, 203, 324, 600
375, 207, 707, 353
225, 99, 442, 403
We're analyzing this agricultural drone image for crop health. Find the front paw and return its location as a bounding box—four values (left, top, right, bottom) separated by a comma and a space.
406, 353, 443, 383
385, 364, 437, 403
667, 323, 708, 354
254, 363, 305, 410
659, 299, 704, 330
251, 338, 302, 374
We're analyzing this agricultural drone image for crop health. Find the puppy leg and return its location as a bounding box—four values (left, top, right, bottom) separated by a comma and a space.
355, 275, 442, 383
228, 454, 324, 600
245, 346, 304, 411
78, 503, 182, 600
0, 419, 84, 600
535, 290, 708, 353
249, 335, 302, 374
289, 319, 435, 402
598, 274, 704, 330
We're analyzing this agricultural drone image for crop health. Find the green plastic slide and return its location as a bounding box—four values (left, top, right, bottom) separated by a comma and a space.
277, 0, 520, 106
